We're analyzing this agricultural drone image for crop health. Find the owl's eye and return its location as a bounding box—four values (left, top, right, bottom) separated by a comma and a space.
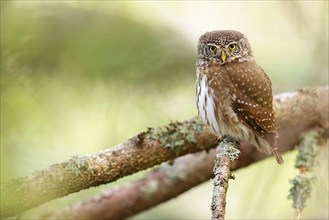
208, 45, 217, 53
228, 43, 237, 51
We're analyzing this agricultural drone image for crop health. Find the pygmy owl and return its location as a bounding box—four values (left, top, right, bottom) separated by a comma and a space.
196, 30, 284, 164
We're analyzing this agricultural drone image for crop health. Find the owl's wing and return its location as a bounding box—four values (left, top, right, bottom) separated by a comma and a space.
232, 100, 277, 142
227, 62, 277, 143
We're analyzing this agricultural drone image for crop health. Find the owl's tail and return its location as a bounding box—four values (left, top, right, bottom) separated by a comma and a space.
272, 146, 284, 165
254, 135, 284, 164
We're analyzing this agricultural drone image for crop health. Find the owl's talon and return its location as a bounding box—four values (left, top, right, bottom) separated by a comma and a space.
217, 137, 225, 143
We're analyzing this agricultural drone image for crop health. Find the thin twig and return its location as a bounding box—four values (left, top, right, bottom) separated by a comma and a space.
211, 138, 240, 220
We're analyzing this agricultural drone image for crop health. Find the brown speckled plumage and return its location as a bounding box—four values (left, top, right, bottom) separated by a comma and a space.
196, 30, 283, 164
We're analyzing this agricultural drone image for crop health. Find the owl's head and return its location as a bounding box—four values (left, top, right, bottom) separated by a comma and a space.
197, 30, 253, 65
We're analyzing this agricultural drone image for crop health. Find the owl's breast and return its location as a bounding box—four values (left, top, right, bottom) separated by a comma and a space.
196, 66, 250, 139
196, 74, 221, 136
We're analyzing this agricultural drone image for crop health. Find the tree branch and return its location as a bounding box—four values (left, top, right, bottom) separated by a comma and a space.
1, 86, 328, 218
43, 149, 217, 220
43, 86, 329, 220
1, 119, 216, 218
44, 131, 328, 220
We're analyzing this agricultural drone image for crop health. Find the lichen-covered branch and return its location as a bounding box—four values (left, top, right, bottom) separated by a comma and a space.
42, 150, 217, 220
211, 138, 240, 220
44, 86, 328, 220
1, 86, 328, 218
45, 129, 328, 220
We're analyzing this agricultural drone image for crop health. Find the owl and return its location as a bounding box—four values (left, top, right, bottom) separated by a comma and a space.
196, 30, 283, 164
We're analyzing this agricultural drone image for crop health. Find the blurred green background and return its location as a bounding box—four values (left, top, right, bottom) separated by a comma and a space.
1, 1, 328, 219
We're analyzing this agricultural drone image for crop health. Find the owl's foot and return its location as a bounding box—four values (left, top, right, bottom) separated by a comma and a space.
217, 136, 225, 144
223, 135, 239, 144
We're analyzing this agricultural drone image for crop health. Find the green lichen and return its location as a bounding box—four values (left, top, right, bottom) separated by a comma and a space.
217, 137, 240, 161
65, 155, 88, 177
288, 175, 315, 210
145, 117, 205, 154
294, 130, 319, 171
288, 129, 320, 215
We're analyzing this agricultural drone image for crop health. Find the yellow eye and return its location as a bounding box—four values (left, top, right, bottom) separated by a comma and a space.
228, 43, 237, 51
208, 45, 217, 53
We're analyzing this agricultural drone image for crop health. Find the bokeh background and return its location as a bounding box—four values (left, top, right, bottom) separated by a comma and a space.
1, 1, 328, 219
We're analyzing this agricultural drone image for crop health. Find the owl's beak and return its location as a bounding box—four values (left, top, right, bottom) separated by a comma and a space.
221, 51, 227, 62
